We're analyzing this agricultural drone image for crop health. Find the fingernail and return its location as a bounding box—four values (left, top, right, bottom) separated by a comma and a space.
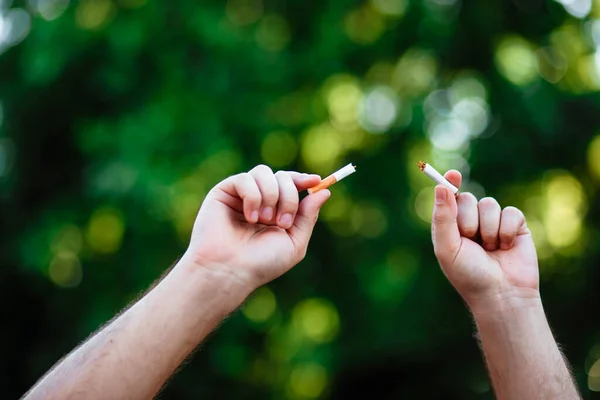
280, 213, 293, 228
500, 242, 510, 250
435, 187, 447, 205
250, 210, 259, 222
484, 243, 497, 251
261, 207, 273, 220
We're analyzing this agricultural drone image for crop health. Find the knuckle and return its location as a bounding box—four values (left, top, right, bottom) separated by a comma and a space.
479, 197, 499, 208
275, 170, 294, 185
458, 192, 477, 204
238, 172, 253, 184
254, 164, 273, 174
503, 206, 523, 218
464, 192, 478, 201
234, 172, 248, 181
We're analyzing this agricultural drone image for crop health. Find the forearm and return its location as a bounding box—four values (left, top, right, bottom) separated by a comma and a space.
471, 289, 579, 400
25, 256, 252, 400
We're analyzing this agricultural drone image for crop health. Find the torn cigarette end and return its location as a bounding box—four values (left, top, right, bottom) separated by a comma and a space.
417, 160, 459, 194
308, 163, 356, 194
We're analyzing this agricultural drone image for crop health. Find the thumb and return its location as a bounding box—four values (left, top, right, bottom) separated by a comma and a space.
432, 185, 461, 266
288, 189, 331, 250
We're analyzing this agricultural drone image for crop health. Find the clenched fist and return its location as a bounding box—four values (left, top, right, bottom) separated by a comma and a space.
431, 170, 540, 309
183, 165, 331, 290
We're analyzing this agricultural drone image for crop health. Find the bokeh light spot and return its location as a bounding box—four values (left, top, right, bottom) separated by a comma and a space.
392, 49, 437, 97
365, 61, 394, 85
325, 76, 362, 131
535, 46, 568, 83
28, 0, 70, 20
289, 363, 328, 399
423, 80, 490, 156
261, 131, 298, 168
300, 123, 343, 174
0, 8, 31, 51
414, 186, 434, 223
255, 14, 290, 52
292, 298, 340, 343
51, 225, 83, 255
589, 358, 600, 391
76, 0, 115, 30
495, 35, 538, 86
345, 5, 385, 45
427, 117, 470, 152
86, 207, 125, 254
266, 324, 303, 363
543, 172, 587, 250
449, 74, 488, 103
370, 0, 408, 17
587, 135, 600, 181
556, 0, 592, 19
171, 192, 204, 243
321, 187, 352, 222
49, 251, 83, 288
526, 217, 553, 260
358, 86, 398, 133
242, 287, 277, 323
452, 99, 489, 138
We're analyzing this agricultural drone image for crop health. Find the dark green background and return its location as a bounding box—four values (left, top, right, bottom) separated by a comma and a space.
2, 0, 600, 398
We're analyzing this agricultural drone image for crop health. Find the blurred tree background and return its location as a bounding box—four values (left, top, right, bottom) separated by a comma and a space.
2, 0, 600, 398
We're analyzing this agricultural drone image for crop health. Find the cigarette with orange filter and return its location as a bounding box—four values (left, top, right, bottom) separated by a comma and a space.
307, 163, 357, 194
417, 161, 459, 194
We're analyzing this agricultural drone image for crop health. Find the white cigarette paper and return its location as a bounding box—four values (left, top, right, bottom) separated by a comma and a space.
307, 163, 356, 194
418, 161, 459, 194
332, 163, 356, 181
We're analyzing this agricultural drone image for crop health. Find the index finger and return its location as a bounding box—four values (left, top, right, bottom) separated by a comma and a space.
443, 170, 462, 189
281, 171, 322, 191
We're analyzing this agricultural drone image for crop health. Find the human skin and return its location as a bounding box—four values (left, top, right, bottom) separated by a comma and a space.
23, 165, 581, 400
23, 165, 331, 400
431, 170, 580, 400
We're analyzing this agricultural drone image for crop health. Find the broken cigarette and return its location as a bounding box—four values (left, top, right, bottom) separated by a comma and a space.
417, 161, 459, 194
307, 163, 356, 194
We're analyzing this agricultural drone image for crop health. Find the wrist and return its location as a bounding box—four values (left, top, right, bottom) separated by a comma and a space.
467, 286, 543, 320
174, 252, 255, 310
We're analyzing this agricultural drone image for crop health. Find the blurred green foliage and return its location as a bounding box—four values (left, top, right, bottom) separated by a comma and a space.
2, 0, 600, 398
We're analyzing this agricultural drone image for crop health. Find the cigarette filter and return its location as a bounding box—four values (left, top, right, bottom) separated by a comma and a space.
308, 163, 356, 194
417, 161, 459, 194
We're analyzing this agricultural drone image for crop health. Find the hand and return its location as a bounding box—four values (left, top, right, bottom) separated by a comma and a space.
183, 165, 330, 290
431, 170, 540, 309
